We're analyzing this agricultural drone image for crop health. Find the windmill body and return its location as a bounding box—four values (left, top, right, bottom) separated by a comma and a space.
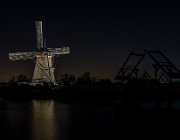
32, 53, 55, 83
9, 21, 70, 85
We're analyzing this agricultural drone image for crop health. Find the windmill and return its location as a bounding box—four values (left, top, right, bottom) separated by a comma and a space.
9, 21, 70, 85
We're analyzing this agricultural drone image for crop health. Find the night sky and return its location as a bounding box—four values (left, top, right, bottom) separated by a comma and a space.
0, 0, 180, 81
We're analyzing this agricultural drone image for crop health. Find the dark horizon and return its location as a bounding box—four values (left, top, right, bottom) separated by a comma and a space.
1, 0, 180, 82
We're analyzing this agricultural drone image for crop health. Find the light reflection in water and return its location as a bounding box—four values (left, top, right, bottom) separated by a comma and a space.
30, 100, 70, 140
31, 100, 57, 140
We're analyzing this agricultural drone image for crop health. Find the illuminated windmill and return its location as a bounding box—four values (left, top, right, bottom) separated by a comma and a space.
9, 21, 70, 85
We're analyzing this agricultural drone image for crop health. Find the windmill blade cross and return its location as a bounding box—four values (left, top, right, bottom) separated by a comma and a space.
8, 21, 71, 85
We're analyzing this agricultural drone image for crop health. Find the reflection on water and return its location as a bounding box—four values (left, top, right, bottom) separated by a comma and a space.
31, 100, 57, 140
31, 100, 71, 140
0, 99, 71, 140
0, 99, 119, 140
1, 98, 180, 140
0, 99, 150, 140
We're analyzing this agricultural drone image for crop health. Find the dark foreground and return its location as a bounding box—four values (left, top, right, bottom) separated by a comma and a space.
0, 99, 180, 140
1, 83, 180, 139
0, 82, 180, 103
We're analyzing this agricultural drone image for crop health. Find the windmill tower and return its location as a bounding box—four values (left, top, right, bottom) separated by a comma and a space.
9, 21, 70, 85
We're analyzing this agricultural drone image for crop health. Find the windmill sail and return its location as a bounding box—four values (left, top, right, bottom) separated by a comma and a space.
47, 47, 70, 55
9, 52, 37, 61
35, 21, 43, 50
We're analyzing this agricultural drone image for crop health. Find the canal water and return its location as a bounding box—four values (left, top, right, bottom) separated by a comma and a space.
0, 99, 179, 140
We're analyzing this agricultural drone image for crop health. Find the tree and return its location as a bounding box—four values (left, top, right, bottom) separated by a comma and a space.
77, 72, 92, 85
59, 73, 76, 88
17, 74, 29, 82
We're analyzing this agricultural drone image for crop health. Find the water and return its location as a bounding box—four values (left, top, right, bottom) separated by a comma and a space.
1, 99, 180, 140
0, 99, 119, 140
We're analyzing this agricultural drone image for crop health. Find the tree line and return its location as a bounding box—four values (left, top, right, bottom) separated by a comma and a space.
4, 72, 112, 87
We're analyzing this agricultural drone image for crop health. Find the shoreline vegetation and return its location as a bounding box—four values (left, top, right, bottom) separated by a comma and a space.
0, 76, 179, 103
0, 72, 180, 108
